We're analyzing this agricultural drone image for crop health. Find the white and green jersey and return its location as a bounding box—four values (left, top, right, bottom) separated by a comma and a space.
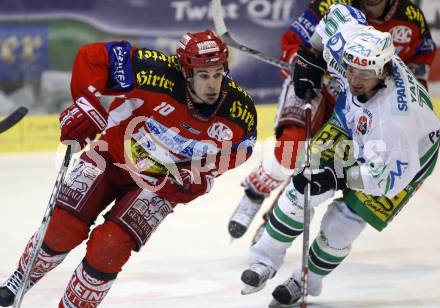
315, 4, 440, 198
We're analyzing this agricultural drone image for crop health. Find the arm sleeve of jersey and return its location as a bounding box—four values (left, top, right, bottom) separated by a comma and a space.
412, 33, 437, 66
314, 3, 367, 44
356, 122, 417, 198
280, 1, 323, 77
70, 41, 135, 100
410, 13, 437, 66
407, 33, 437, 85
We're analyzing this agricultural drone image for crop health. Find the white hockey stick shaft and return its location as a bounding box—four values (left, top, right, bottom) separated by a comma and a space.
211, 0, 294, 72
13, 145, 74, 308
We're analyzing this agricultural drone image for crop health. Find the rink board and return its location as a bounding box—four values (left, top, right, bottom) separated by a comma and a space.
1, 99, 439, 153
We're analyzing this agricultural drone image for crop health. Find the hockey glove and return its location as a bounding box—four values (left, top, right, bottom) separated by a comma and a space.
293, 45, 327, 99
60, 91, 108, 147
292, 162, 346, 196
159, 168, 215, 204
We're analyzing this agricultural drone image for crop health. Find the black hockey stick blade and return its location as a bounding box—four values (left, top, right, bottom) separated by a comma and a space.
211, 0, 293, 72
0, 107, 28, 134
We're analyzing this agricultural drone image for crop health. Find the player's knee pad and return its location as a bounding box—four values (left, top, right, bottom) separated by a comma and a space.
262, 148, 293, 181
320, 199, 366, 251
86, 220, 136, 274
277, 181, 314, 223
244, 159, 287, 196
274, 126, 306, 170
44, 207, 90, 253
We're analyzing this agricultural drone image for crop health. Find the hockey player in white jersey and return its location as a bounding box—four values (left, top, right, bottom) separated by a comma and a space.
239, 3, 440, 306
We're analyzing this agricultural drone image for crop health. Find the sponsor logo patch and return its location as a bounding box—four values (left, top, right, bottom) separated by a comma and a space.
356, 110, 372, 135
121, 194, 173, 245
389, 25, 412, 44
229, 100, 255, 132
197, 40, 220, 54
58, 161, 102, 210
207, 122, 233, 141
145, 117, 218, 158
389, 160, 409, 190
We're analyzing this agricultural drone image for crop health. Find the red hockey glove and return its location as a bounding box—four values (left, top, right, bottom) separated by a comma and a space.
59, 91, 108, 147
159, 168, 215, 204
280, 49, 297, 79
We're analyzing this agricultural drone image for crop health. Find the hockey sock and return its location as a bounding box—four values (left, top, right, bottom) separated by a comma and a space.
265, 202, 303, 243
59, 259, 116, 308
16, 234, 68, 292
307, 235, 348, 277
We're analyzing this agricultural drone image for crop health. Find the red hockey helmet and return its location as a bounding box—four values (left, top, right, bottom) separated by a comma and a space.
177, 30, 229, 77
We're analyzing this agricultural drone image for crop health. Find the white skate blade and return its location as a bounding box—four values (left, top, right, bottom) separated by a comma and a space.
268, 298, 302, 307
241, 282, 267, 295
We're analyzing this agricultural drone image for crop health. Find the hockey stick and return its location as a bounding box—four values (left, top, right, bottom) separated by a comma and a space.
0, 107, 28, 134
13, 144, 74, 308
211, 0, 293, 72
299, 89, 313, 308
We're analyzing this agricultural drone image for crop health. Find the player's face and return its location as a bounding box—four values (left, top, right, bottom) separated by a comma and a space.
361, 0, 388, 19
190, 65, 224, 105
346, 65, 385, 99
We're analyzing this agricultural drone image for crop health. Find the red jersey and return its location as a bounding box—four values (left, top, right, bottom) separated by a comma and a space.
281, 0, 436, 82
70, 41, 257, 182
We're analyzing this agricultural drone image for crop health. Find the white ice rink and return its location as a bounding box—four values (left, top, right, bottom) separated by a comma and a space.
1, 148, 439, 308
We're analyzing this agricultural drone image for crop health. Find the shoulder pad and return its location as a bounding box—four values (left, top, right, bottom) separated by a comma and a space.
217, 78, 257, 134
132, 48, 186, 99
399, 0, 429, 34
311, 0, 359, 19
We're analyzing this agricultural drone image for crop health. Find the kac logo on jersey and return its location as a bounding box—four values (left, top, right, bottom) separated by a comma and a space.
207, 122, 233, 141
389, 25, 412, 44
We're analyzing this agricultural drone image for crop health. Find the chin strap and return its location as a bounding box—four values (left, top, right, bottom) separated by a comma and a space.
187, 80, 206, 104
185, 80, 228, 122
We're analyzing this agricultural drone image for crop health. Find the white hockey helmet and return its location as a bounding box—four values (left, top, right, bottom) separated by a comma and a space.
342, 26, 395, 76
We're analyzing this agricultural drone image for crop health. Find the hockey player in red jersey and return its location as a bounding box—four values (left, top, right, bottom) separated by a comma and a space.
0, 30, 257, 307
228, 0, 437, 242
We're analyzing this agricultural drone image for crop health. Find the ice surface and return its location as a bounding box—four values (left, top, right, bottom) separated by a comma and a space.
0, 149, 439, 307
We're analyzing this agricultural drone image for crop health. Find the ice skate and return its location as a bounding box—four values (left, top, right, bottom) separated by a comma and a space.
269, 270, 322, 307
0, 286, 14, 307
0, 270, 25, 307
228, 188, 265, 239
269, 275, 302, 307
240, 262, 275, 295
